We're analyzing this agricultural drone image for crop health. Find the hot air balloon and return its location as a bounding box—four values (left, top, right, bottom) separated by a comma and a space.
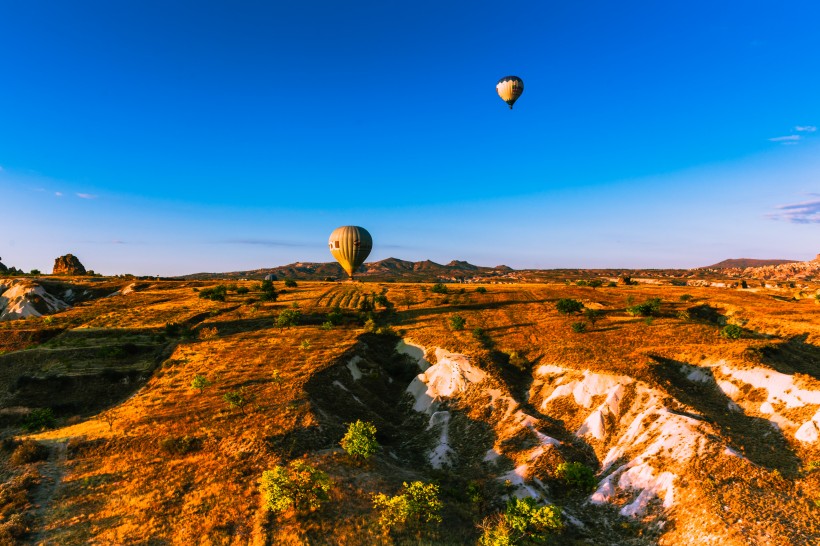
328, 226, 372, 280
496, 75, 524, 109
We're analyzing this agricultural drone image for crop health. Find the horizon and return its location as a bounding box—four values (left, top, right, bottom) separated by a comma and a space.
3, 1, 820, 276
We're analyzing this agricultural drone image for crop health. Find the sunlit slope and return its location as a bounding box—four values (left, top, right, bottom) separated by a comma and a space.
2, 278, 819, 544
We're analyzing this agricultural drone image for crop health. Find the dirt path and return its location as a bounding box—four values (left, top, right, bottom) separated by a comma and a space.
27, 439, 68, 545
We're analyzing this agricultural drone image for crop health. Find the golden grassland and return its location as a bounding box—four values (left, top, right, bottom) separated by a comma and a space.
1, 277, 820, 544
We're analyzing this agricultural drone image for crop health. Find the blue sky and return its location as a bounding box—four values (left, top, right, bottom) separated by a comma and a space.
1, 1, 819, 275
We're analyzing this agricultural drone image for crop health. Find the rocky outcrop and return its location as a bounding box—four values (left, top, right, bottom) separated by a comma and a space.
0, 258, 7, 274
741, 252, 820, 280
0, 281, 70, 320
52, 254, 87, 276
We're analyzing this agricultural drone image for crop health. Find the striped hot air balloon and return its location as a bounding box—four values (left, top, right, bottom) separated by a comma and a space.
328, 226, 373, 280
496, 75, 524, 109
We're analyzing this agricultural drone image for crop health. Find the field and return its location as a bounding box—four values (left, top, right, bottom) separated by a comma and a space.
2, 277, 820, 545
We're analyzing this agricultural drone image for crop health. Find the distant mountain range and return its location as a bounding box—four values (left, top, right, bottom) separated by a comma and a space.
176, 257, 515, 282
703, 258, 799, 269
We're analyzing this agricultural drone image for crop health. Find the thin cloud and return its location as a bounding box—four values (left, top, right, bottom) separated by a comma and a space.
55, 191, 63, 197
768, 135, 801, 142
795, 125, 817, 132
767, 199, 820, 224
222, 238, 313, 248
76, 193, 98, 199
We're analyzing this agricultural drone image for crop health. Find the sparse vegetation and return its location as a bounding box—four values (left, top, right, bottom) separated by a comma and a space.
159, 435, 201, 456
284, 279, 298, 288
10, 439, 49, 466
340, 420, 379, 459
584, 308, 603, 326
480, 497, 562, 545
275, 308, 301, 328
199, 284, 228, 301
475, 286, 487, 294
223, 389, 249, 413
721, 324, 743, 339
571, 321, 587, 333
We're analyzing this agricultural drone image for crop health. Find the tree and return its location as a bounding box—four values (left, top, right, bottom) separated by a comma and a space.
284, 279, 298, 288
475, 286, 487, 294
449, 314, 466, 331
571, 322, 587, 333
259, 460, 332, 514
555, 298, 583, 315
584, 308, 603, 326
275, 309, 301, 328
372, 481, 443, 531
588, 279, 603, 289
721, 324, 743, 339
341, 420, 379, 459
23, 408, 56, 432
626, 298, 661, 317
191, 374, 211, 394
430, 283, 448, 294
479, 498, 562, 545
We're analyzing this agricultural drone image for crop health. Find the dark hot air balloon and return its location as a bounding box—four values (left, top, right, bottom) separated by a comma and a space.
496, 75, 524, 109
328, 226, 372, 280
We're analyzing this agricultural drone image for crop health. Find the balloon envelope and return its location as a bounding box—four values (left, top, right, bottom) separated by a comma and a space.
328, 226, 373, 278
496, 75, 524, 109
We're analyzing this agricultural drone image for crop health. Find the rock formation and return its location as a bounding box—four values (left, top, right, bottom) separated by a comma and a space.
741, 252, 820, 281
52, 254, 87, 276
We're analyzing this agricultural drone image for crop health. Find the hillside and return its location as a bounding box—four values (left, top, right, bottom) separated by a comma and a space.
177, 258, 515, 283
704, 258, 799, 269
1, 277, 820, 544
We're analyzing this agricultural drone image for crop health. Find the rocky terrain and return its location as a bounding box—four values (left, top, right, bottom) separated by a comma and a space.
739, 254, 820, 281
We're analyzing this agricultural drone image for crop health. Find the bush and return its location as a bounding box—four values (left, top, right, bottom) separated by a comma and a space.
23, 408, 56, 432
679, 294, 694, 302
626, 298, 661, 317
191, 374, 211, 393
198, 326, 218, 340
480, 498, 562, 545
571, 322, 587, 333
584, 308, 603, 326
449, 314, 466, 331
721, 324, 743, 339
236, 286, 249, 295
340, 420, 379, 459
199, 285, 227, 301
284, 279, 298, 288
10, 440, 49, 466
555, 461, 596, 492
275, 309, 301, 328
159, 435, 202, 456
475, 286, 487, 294
506, 351, 529, 372
588, 279, 603, 289
372, 481, 443, 531
223, 389, 248, 413
555, 298, 583, 315
259, 460, 332, 514
430, 283, 448, 294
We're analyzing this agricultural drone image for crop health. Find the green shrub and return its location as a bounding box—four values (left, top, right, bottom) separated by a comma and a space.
679, 294, 694, 302
259, 460, 332, 514
340, 420, 379, 459
321, 321, 334, 330
555, 298, 583, 315
449, 314, 466, 331
575, 280, 588, 287
571, 321, 587, 333
607, 281, 618, 287
284, 279, 297, 288
626, 298, 661, 317
199, 285, 227, 301
10, 440, 49, 466
480, 498, 562, 545
507, 351, 529, 372
475, 286, 487, 294
721, 324, 743, 339
555, 461, 596, 492
275, 308, 301, 328
299, 340, 311, 350
223, 389, 248, 413
23, 408, 56, 432
584, 308, 603, 325
236, 286, 249, 295
191, 374, 211, 393
588, 279, 603, 289
372, 481, 443, 531
159, 435, 202, 456
430, 283, 449, 294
